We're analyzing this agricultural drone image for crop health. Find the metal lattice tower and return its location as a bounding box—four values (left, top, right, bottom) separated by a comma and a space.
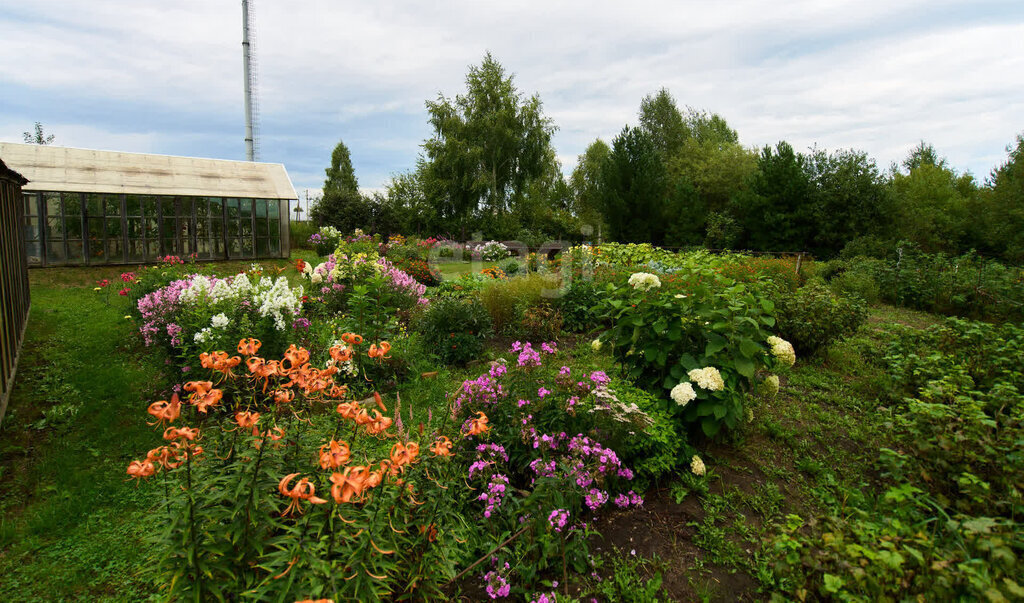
241, 0, 261, 161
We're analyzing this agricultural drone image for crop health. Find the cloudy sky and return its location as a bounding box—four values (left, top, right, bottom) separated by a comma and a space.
1, 0, 1022, 210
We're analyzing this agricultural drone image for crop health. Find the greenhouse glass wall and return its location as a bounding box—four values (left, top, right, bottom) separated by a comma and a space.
0, 143, 294, 266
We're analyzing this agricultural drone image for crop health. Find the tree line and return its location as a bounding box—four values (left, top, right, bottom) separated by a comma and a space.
311, 54, 1024, 262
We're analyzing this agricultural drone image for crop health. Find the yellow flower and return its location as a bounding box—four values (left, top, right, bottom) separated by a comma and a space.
93, 287, 102, 291
124, 315, 132, 320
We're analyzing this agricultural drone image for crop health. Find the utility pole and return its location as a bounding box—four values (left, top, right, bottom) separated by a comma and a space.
242, 0, 255, 161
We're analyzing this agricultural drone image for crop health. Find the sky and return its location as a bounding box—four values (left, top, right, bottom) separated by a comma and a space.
1, 0, 1022, 214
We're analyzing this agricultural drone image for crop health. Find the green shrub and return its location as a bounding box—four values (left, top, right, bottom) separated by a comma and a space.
829, 266, 880, 304
519, 304, 563, 340
479, 274, 559, 335
607, 384, 681, 488
773, 282, 868, 356
554, 277, 603, 332
497, 257, 523, 276
414, 296, 493, 365
598, 268, 790, 438
289, 221, 317, 249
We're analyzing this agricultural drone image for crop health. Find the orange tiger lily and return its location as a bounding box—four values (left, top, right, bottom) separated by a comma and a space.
235, 411, 261, 436
389, 442, 419, 470
330, 466, 370, 504
200, 351, 242, 378
327, 384, 349, 399
192, 388, 223, 413
271, 389, 295, 405
184, 380, 213, 396
353, 409, 372, 426
278, 473, 327, 516
374, 391, 387, 412
329, 345, 353, 364
237, 337, 262, 356
146, 445, 184, 469
127, 459, 156, 480
163, 426, 200, 441
364, 410, 393, 436
336, 401, 361, 420
368, 341, 392, 360
429, 436, 453, 457
147, 394, 182, 426
465, 411, 490, 437
318, 440, 351, 470
281, 344, 310, 373
340, 332, 363, 346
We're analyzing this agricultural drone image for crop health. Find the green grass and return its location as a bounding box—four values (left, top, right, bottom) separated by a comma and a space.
435, 260, 495, 280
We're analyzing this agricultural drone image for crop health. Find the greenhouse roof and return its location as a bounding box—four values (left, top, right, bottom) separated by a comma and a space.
0, 142, 297, 199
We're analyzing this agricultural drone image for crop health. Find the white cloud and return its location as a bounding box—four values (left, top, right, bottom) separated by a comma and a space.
1, 0, 1021, 192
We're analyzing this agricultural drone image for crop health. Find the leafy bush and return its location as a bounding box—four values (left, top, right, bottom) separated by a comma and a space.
554, 277, 603, 332
289, 221, 317, 250
772, 282, 868, 356
520, 304, 563, 340
828, 244, 1024, 321
597, 268, 790, 438
479, 274, 560, 335
497, 257, 523, 276
770, 318, 1024, 601
308, 225, 343, 256
434, 273, 490, 298
414, 296, 493, 365
392, 257, 442, 287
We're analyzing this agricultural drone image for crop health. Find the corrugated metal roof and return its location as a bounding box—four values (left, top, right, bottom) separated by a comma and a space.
0, 142, 297, 199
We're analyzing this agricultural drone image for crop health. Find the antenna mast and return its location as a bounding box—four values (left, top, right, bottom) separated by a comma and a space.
241, 0, 260, 161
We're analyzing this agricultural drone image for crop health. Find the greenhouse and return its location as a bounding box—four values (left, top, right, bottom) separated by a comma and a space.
0, 142, 295, 266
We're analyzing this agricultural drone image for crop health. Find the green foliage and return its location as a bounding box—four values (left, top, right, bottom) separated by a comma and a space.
828, 246, 1024, 321
311, 140, 372, 232
769, 317, 1024, 602
414, 296, 493, 365
554, 277, 603, 332
421, 52, 557, 237
289, 221, 317, 250
478, 274, 560, 335
772, 282, 868, 356
597, 267, 786, 438
589, 552, 668, 602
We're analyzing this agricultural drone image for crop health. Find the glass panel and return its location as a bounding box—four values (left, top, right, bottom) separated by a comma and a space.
195, 198, 208, 218
162, 237, 177, 256
226, 198, 240, 219
145, 218, 159, 239
86, 194, 104, 217
47, 239, 65, 263
24, 193, 38, 216
196, 237, 210, 258
143, 197, 159, 218
227, 218, 239, 237
268, 200, 280, 219
268, 237, 280, 255
128, 240, 145, 261
45, 192, 61, 217
24, 216, 40, 241
89, 238, 105, 261
127, 218, 142, 239
126, 195, 142, 216
239, 216, 253, 237
146, 240, 160, 259
63, 193, 84, 239
67, 240, 84, 263
268, 218, 280, 239
162, 217, 177, 239
241, 236, 254, 257
88, 217, 104, 240
256, 238, 269, 256
229, 238, 241, 257
105, 195, 121, 216
26, 241, 42, 265
209, 197, 224, 218
240, 199, 253, 218
106, 218, 122, 239
107, 238, 123, 262
47, 216, 64, 239
255, 214, 268, 237
254, 199, 268, 218
212, 235, 224, 256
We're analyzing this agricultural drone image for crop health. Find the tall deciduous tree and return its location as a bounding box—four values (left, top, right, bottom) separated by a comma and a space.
422, 53, 556, 236
311, 139, 370, 231
570, 139, 611, 233
981, 134, 1024, 261
23, 122, 55, 145
890, 143, 975, 254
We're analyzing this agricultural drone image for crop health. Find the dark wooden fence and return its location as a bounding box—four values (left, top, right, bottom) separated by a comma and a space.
0, 159, 30, 424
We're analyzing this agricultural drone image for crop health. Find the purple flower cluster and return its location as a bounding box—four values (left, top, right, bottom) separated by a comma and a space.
292, 317, 311, 330
529, 592, 558, 603
589, 370, 611, 387
378, 258, 429, 305
469, 443, 508, 479
454, 374, 506, 411
166, 323, 183, 346
584, 488, 609, 510
547, 508, 569, 532
614, 491, 644, 508
138, 278, 190, 345
479, 474, 511, 519
483, 562, 511, 599
510, 340, 558, 367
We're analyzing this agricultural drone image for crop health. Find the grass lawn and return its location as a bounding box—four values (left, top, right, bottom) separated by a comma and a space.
435, 259, 496, 280
0, 256, 948, 601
